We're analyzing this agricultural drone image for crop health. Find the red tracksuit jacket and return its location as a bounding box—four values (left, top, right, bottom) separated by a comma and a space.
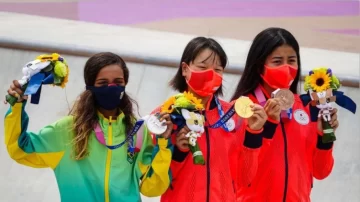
152, 96, 263, 202
235, 88, 334, 202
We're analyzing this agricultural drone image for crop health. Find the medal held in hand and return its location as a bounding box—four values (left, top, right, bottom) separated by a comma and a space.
144, 113, 168, 135
301, 67, 357, 143
271, 88, 295, 110
161, 92, 206, 165
234, 96, 254, 118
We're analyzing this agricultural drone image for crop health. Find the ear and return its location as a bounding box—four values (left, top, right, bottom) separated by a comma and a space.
181, 108, 191, 119
181, 62, 188, 77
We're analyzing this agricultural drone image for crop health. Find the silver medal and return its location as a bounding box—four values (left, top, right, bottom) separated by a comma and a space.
145, 114, 167, 135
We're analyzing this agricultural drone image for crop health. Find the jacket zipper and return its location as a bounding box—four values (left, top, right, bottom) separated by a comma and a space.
280, 121, 289, 202
205, 126, 211, 202
104, 117, 113, 202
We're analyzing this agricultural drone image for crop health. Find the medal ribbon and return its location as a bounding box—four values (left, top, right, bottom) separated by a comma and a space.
207, 96, 237, 131
94, 119, 145, 163
254, 86, 292, 120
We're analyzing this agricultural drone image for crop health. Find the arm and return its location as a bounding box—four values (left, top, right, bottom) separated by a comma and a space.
261, 118, 279, 147
237, 121, 263, 187
312, 127, 334, 180
4, 102, 68, 169
138, 127, 173, 197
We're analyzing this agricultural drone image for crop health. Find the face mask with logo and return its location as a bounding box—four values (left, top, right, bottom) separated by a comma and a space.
186, 67, 223, 97
261, 64, 298, 89
86, 84, 125, 110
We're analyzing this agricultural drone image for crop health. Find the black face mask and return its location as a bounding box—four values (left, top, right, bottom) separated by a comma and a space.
86, 85, 125, 110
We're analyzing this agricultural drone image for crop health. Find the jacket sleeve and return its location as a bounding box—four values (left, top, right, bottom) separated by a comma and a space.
137, 126, 173, 197
4, 102, 68, 169
311, 122, 334, 180
237, 120, 263, 187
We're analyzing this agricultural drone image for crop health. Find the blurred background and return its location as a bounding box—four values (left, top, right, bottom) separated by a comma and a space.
0, 0, 359, 201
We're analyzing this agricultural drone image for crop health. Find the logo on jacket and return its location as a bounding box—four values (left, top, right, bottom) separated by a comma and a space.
293, 109, 310, 125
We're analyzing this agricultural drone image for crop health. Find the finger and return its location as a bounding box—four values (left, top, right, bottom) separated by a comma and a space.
251, 104, 263, 111
329, 113, 337, 125
176, 131, 187, 138
7, 89, 19, 98
159, 113, 170, 122
330, 108, 338, 115
269, 100, 280, 111
10, 83, 24, 96
183, 126, 190, 133
13, 80, 22, 88
271, 105, 281, 114
253, 109, 267, 120
331, 119, 339, 128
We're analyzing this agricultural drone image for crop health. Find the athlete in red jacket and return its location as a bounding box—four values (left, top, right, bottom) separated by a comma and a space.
154, 37, 268, 202
231, 28, 339, 202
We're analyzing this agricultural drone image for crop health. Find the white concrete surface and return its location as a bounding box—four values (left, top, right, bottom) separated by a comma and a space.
0, 11, 358, 80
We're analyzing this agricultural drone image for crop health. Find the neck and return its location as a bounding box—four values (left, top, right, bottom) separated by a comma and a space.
262, 83, 275, 97
98, 108, 118, 119
188, 89, 211, 106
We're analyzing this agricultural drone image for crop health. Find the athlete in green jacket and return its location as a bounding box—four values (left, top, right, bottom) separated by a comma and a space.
4, 52, 173, 202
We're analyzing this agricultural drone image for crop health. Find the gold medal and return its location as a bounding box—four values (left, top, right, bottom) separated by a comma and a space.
234, 96, 254, 118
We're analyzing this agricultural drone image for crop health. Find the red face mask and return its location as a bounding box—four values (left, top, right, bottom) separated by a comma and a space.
186, 67, 223, 97
261, 64, 298, 89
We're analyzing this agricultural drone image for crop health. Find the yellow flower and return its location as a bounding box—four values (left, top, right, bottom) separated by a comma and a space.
184, 91, 204, 110
161, 96, 176, 113
60, 66, 69, 88
308, 69, 331, 92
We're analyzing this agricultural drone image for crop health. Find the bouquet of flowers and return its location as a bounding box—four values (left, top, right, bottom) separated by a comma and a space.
301, 67, 356, 143
161, 92, 205, 165
6, 53, 69, 106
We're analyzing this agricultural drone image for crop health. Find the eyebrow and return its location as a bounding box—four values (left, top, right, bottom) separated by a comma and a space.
96, 77, 124, 81
272, 55, 297, 59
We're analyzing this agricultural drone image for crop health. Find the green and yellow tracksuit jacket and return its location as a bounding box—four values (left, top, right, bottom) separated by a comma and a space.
4, 102, 172, 202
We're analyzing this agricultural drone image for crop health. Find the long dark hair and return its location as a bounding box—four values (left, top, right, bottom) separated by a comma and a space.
69, 52, 138, 160
231, 27, 301, 101
169, 36, 228, 96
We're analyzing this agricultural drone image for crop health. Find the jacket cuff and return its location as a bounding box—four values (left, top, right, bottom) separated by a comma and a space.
172, 145, 189, 162
316, 135, 334, 150
243, 127, 263, 149
262, 120, 278, 139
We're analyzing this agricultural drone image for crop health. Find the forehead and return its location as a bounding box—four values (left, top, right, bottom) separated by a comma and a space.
193, 48, 220, 64
96, 64, 124, 78
269, 45, 297, 57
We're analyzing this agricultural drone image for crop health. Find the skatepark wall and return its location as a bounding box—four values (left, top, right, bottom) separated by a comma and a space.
0, 12, 359, 202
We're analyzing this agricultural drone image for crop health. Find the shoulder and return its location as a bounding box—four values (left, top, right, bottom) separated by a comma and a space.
293, 94, 310, 112
50, 116, 74, 132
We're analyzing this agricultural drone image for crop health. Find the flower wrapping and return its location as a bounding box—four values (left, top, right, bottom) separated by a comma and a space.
6, 53, 69, 106
302, 67, 356, 143
161, 92, 205, 165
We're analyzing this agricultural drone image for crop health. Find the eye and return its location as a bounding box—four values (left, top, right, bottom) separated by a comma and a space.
316, 100, 320, 105
97, 82, 108, 86
326, 98, 330, 103
194, 120, 198, 125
